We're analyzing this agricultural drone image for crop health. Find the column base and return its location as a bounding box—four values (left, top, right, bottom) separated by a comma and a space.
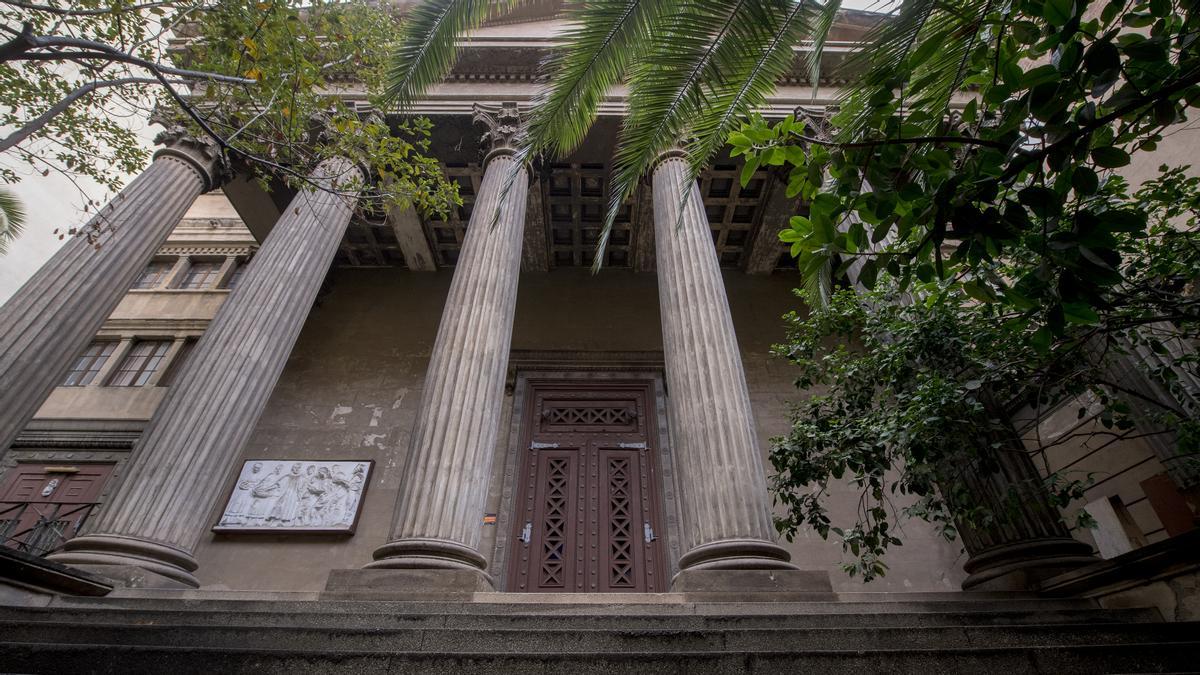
47, 534, 199, 588
366, 537, 488, 572
324, 567, 495, 599
671, 568, 835, 600
962, 537, 1098, 591
677, 538, 797, 571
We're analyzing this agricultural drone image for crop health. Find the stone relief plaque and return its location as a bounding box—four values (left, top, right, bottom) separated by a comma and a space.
213, 459, 373, 534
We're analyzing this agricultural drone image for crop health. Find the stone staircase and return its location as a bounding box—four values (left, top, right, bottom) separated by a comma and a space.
0, 592, 1196, 673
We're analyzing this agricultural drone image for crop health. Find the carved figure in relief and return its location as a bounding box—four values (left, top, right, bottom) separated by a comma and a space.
267, 462, 306, 525
303, 466, 333, 526
217, 459, 370, 530
326, 464, 350, 525
220, 462, 262, 525
246, 464, 283, 524
296, 464, 318, 525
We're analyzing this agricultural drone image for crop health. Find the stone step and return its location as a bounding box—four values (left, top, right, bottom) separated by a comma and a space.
0, 605, 1158, 630
0, 619, 1194, 653
2, 641, 1198, 675
39, 595, 1102, 615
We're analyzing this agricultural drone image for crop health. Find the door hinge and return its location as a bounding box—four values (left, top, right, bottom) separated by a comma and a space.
618, 442, 647, 450
644, 521, 657, 543
519, 521, 532, 544
530, 441, 559, 450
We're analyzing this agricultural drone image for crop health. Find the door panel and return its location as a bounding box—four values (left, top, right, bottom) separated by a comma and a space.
510, 380, 666, 592
0, 463, 114, 556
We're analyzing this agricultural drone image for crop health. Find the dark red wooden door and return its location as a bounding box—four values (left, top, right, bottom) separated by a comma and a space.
510, 381, 667, 592
0, 463, 113, 556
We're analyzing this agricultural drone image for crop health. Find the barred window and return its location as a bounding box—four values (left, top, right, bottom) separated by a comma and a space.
177, 261, 223, 290
131, 260, 173, 290
61, 341, 117, 386
107, 340, 172, 387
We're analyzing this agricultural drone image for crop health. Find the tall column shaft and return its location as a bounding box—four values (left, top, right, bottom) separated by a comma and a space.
51, 157, 361, 586
0, 132, 224, 456
652, 151, 793, 571
370, 149, 528, 573
956, 393, 1096, 589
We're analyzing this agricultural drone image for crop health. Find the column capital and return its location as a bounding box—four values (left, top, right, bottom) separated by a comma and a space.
473, 102, 526, 165
152, 125, 231, 192
651, 146, 688, 173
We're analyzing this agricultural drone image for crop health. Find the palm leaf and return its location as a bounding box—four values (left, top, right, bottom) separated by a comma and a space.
833, 0, 988, 139
385, 0, 524, 108
0, 188, 26, 256
684, 0, 819, 199
805, 0, 842, 101
525, 0, 666, 159
595, 0, 766, 271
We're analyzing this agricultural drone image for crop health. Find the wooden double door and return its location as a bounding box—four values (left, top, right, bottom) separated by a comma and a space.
0, 462, 114, 556
508, 380, 668, 593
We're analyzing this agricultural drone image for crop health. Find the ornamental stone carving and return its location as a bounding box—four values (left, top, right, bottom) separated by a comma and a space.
473, 102, 526, 162
152, 125, 231, 192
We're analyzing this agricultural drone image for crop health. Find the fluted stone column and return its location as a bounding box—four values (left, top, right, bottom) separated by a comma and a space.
652, 150, 796, 575
51, 157, 362, 587
367, 104, 528, 578
0, 127, 226, 457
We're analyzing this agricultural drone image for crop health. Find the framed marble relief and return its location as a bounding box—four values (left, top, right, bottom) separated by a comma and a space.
213, 459, 373, 534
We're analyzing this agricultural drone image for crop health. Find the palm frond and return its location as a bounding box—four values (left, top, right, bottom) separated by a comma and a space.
0, 188, 26, 256
595, 0, 771, 271
525, 0, 665, 159
806, 0, 842, 101
685, 0, 819, 196
385, 0, 523, 108
834, 0, 988, 139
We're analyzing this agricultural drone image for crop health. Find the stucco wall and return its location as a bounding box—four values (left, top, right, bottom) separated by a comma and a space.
190, 267, 966, 592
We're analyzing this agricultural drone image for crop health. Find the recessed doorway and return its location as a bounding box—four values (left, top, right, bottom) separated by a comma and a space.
506, 379, 669, 592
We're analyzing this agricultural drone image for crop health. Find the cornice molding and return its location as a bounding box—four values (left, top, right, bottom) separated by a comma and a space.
158, 244, 255, 257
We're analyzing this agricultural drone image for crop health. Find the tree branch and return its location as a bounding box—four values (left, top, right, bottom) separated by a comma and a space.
0, 76, 175, 152
0, 0, 180, 16
11, 36, 255, 84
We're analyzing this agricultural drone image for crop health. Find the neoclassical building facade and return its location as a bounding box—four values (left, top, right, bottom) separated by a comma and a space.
0, 5, 1195, 611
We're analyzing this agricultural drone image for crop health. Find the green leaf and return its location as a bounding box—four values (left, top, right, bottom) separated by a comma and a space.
1062, 301, 1100, 324
1018, 186, 1061, 217
1043, 0, 1074, 27
962, 280, 998, 302
741, 155, 762, 186
1091, 146, 1130, 168
1031, 326, 1053, 353
1072, 166, 1099, 195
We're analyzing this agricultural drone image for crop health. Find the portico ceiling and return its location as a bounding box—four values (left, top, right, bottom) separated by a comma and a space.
331, 115, 798, 274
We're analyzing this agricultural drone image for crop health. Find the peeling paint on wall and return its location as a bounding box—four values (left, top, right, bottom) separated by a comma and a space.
329, 405, 353, 425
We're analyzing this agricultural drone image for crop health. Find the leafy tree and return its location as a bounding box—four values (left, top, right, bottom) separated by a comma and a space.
0, 0, 458, 251
770, 171, 1200, 575
732, 0, 1200, 331
709, 0, 1200, 577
